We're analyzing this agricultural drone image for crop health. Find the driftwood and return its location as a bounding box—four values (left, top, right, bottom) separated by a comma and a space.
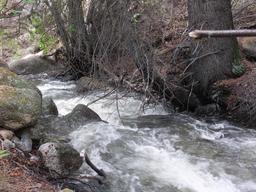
189, 30, 256, 39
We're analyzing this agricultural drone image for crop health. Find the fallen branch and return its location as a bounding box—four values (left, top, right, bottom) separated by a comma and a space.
189, 29, 256, 39
84, 153, 106, 178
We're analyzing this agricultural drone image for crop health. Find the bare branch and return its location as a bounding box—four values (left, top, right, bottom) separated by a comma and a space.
189, 30, 256, 39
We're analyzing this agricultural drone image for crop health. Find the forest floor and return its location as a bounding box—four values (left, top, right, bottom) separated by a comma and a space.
0, 148, 56, 192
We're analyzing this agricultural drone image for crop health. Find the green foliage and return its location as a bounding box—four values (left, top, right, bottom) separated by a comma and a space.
232, 64, 246, 77
39, 34, 56, 54
29, 14, 57, 54
232, 46, 245, 77
0, 150, 9, 159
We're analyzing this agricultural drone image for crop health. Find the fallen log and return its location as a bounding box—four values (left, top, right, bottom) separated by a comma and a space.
189, 29, 256, 39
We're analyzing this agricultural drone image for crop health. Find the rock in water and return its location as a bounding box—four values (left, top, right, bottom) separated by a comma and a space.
32, 104, 102, 144
42, 97, 58, 116
63, 104, 102, 124
39, 142, 83, 176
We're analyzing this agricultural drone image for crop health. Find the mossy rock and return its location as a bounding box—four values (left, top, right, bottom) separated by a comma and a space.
0, 67, 41, 96
0, 85, 42, 131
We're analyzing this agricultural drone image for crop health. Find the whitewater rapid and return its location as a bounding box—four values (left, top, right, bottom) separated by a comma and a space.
36, 78, 256, 192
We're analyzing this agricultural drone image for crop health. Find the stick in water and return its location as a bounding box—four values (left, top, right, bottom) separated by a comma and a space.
84, 153, 106, 178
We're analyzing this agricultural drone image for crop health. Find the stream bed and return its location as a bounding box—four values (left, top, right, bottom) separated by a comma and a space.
34, 75, 256, 192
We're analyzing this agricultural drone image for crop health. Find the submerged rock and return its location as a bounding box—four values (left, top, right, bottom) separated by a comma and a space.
39, 142, 83, 176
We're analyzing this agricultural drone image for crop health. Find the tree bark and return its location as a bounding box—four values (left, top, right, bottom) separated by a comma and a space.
187, 0, 240, 102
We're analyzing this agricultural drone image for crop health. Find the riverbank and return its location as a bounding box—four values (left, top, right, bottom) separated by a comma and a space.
0, 147, 55, 192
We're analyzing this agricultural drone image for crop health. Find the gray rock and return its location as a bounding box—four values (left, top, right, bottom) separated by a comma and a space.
62, 104, 101, 125
39, 142, 83, 176
13, 128, 32, 152
42, 97, 58, 116
32, 104, 102, 144
2, 139, 15, 150
8, 54, 57, 75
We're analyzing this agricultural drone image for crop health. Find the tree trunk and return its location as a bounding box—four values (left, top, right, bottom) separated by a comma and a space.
67, 0, 93, 75
187, 0, 240, 102
46, 0, 93, 78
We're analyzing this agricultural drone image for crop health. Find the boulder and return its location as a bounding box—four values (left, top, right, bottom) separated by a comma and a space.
62, 104, 102, 125
238, 37, 256, 59
32, 104, 102, 144
0, 85, 42, 131
8, 53, 58, 75
0, 67, 41, 95
0, 67, 42, 131
42, 97, 58, 116
39, 142, 83, 176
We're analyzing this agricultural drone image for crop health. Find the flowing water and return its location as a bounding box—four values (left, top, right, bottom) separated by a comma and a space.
35, 76, 256, 192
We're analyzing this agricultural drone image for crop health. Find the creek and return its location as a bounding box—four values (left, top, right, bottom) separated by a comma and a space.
32, 75, 256, 192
